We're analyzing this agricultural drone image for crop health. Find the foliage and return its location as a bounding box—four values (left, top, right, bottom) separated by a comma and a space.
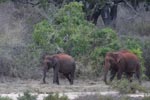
142, 96, 150, 100
32, 2, 121, 76
91, 28, 120, 49
54, 2, 94, 56
142, 40, 150, 79
32, 20, 55, 50
90, 28, 120, 75
0, 97, 12, 100
74, 94, 136, 100
43, 93, 69, 100
0, 0, 8, 3
38, 0, 49, 10
120, 36, 145, 78
145, 0, 150, 3
111, 79, 147, 94
75, 94, 112, 100
55, 2, 85, 25
17, 91, 37, 100
12, 46, 42, 79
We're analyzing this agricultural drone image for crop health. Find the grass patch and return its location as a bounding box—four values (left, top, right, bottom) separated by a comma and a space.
43, 93, 69, 100
17, 91, 37, 100
0, 97, 12, 100
142, 96, 150, 100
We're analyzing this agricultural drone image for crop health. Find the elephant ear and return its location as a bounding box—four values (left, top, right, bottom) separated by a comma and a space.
112, 52, 122, 63
52, 56, 58, 67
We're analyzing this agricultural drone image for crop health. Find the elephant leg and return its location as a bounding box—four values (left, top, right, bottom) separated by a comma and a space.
53, 68, 59, 85
56, 75, 59, 85
136, 70, 141, 84
117, 70, 123, 80
126, 72, 133, 82
136, 63, 141, 84
70, 72, 74, 85
110, 70, 116, 82
64, 74, 72, 85
64, 72, 74, 85
43, 68, 47, 84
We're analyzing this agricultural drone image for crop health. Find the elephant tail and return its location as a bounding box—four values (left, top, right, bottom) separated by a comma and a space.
73, 62, 76, 70
136, 62, 141, 84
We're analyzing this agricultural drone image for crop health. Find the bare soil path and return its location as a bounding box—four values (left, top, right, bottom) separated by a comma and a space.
0, 77, 150, 100
0, 77, 150, 94
0, 77, 112, 94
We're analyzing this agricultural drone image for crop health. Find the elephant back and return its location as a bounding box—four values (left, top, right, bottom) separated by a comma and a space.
55, 53, 74, 62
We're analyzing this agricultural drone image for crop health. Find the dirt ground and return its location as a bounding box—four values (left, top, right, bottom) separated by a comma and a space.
0, 76, 150, 94
0, 77, 114, 94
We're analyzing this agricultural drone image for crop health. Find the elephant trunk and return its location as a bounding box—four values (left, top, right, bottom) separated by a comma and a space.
43, 62, 49, 84
104, 63, 110, 85
43, 68, 47, 84
104, 70, 108, 84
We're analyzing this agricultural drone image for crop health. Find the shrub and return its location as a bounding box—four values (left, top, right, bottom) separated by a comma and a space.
43, 93, 69, 100
74, 94, 113, 100
90, 28, 120, 75
0, 0, 8, 3
12, 46, 42, 79
54, 2, 85, 25
91, 28, 120, 49
32, 20, 55, 51
32, 2, 120, 77
111, 79, 147, 94
142, 96, 150, 100
17, 91, 37, 100
142, 40, 150, 79
0, 97, 12, 100
74, 94, 133, 100
54, 2, 94, 57
120, 36, 145, 78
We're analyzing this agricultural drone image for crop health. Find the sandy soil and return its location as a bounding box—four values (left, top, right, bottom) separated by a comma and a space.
0, 77, 112, 94
0, 77, 150, 94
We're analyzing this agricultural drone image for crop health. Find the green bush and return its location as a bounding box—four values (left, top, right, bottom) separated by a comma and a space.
12, 46, 42, 79
142, 40, 150, 79
142, 96, 150, 100
74, 94, 113, 100
0, 97, 12, 100
43, 93, 69, 100
91, 28, 120, 49
54, 2, 94, 57
90, 28, 120, 75
120, 36, 145, 78
0, 0, 8, 3
32, 2, 120, 76
54, 2, 85, 25
32, 20, 55, 49
74, 94, 133, 100
17, 91, 37, 100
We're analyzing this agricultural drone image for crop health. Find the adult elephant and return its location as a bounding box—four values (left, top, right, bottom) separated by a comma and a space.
42, 53, 76, 85
104, 50, 141, 84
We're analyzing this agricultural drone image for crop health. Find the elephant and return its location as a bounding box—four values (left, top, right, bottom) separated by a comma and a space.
104, 50, 141, 84
42, 53, 76, 85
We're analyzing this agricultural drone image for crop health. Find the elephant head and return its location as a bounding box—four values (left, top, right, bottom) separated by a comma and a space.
104, 52, 121, 84
43, 55, 57, 83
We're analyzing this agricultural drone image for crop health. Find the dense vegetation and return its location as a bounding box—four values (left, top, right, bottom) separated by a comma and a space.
0, 0, 149, 80
32, 2, 144, 77
32, 2, 109, 76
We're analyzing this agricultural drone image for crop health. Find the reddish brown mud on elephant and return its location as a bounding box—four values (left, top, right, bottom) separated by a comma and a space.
104, 50, 141, 85
42, 53, 76, 85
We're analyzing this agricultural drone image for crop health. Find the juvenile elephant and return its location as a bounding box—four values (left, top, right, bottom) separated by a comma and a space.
104, 50, 141, 84
42, 53, 76, 85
